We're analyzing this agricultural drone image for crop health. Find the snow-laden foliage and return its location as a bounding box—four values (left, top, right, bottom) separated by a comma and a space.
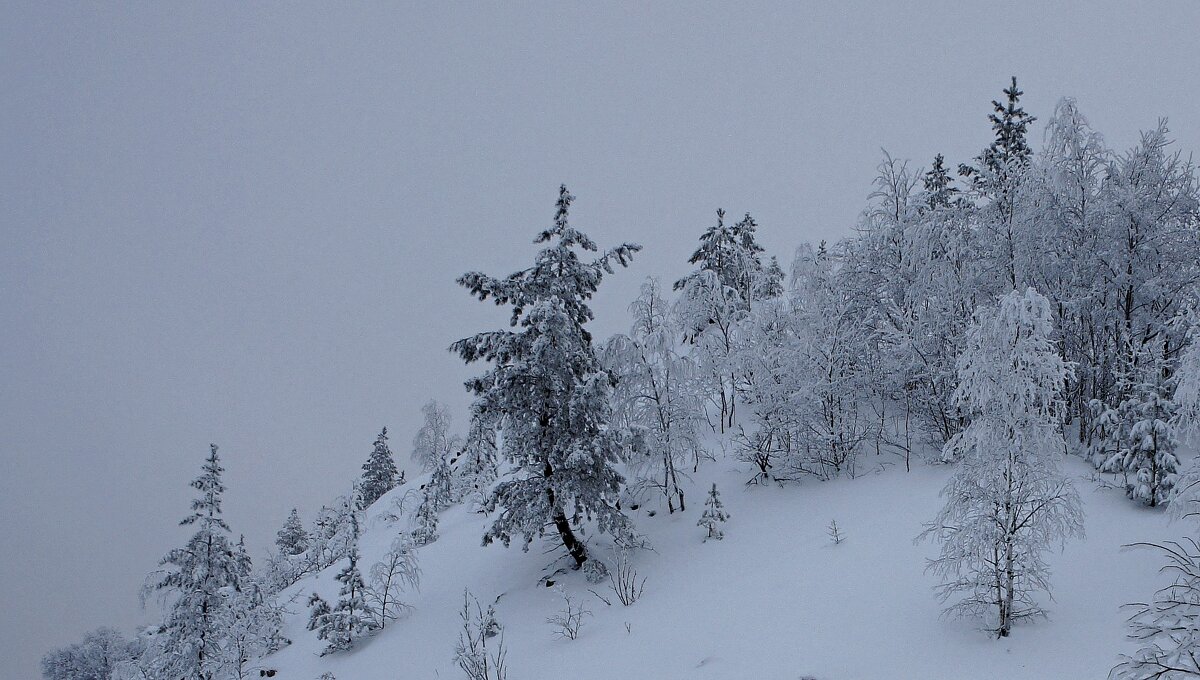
41, 628, 136, 680
367, 535, 421, 629
452, 185, 639, 568
602, 277, 707, 512
672, 208, 778, 430
919, 289, 1084, 638
1112, 538, 1200, 679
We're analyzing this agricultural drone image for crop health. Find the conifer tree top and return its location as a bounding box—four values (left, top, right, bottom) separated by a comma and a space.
182, 443, 229, 533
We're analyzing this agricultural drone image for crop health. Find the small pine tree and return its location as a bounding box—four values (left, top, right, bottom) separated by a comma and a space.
360, 427, 399, 508
320, 548, 377, 655
698, 483, 729, 541
1123, 389, 1180, 507
276, 508, 309, 556
411, 490, 440, 546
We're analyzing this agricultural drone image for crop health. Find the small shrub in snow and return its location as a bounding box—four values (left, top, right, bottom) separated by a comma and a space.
455, 590, 507, 680
608, 550, 646, 607
698, 483, 729, 541
827, 519, 844, 545
582, 557, 609, 584
546, 589, 591, 640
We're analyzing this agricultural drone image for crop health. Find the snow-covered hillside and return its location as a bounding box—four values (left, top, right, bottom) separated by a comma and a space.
265, 452, 1176, 680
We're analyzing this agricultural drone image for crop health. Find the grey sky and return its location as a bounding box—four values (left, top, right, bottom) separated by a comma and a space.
3, 2, 1199, 677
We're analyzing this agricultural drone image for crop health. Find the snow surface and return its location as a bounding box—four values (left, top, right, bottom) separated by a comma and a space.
265, 453, 1178, 680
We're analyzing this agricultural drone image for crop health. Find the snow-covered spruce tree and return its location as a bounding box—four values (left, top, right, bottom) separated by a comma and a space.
276, 508, 308, 556
452, 185, 639, 569
413, 400, 462, 473
367, 535, 421, 629
918, 289, 1084, 638
360, 427, 400, 508
153, 444, 245, 680
698, 483, 729, 541
320, 547, 378, 655
602, 277, 706, 511
411, 489, 440, 546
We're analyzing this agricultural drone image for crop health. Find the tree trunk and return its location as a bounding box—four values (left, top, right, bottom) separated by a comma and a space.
552, 506, 587, 568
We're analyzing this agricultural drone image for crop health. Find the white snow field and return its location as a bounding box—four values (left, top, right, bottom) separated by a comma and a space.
267, 453, 1179, 680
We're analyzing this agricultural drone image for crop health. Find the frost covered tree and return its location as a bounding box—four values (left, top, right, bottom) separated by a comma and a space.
212, 580, 288, 679
360, 427, 400, 508
452, 185, 639, 569
41, 627, 135, 680
698, 483, 729, 541
603, 277, 706, 511
153, 444, 245, 679
275, 508, 308, 556
790, 241, 877, 476
307, 488, 364, 571
919, 289, 1084, 638
672, 208, 774, 430
366, 535, 421, 628
413, 400, 461, 473
320, 547, 377, 654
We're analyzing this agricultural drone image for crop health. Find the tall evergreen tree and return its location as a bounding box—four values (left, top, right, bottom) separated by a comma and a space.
452, 185, 639, 568
360, 427, 399, 508
275, 508, 309, 556
154, 444, 244, 680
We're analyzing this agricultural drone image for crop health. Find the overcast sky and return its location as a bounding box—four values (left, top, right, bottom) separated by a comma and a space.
3, 2, 1200, 677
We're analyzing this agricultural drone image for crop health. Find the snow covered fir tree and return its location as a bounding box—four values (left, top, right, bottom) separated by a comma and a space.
35, 75, 1200, 680
451, 185, 640, 569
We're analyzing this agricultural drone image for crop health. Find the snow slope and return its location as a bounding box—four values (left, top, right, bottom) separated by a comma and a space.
265, 453, 1180, 680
